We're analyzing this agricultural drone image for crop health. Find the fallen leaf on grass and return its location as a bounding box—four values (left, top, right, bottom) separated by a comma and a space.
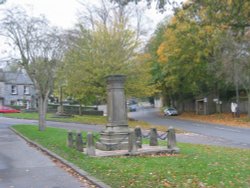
162, 180, 172, 187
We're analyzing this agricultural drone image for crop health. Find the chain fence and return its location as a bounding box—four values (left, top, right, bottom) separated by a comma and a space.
141, 131, 168, 140
141, 132, 150, 138
69, 128, 171, 151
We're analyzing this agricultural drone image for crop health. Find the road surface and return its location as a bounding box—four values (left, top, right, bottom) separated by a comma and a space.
129, 108, 250, 149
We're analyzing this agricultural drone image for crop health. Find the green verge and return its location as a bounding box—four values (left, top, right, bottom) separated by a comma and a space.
3, 112, 169, 131
3, 112, 107, 124
13, 124, 250, 188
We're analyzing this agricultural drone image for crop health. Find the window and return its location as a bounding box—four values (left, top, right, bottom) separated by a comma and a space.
10, 100, 16, 105
11, 85, 17, 94
24, 86, 29, 95
26, 100, 31, 109
17, 99, 23, 106
0, 85, 3, 96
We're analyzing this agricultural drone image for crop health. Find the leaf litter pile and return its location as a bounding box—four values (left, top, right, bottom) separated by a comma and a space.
178, 112, 250, 128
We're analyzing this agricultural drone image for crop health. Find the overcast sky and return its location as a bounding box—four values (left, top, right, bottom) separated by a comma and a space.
0, 0, 171, 29
0, 0, 180, 65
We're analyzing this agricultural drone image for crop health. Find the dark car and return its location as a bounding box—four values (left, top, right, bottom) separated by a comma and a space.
163, 107, 178, 116
0, 106, 20, 113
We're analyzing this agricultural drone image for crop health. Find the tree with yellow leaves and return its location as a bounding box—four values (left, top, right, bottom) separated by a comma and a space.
146, 0, 249, 112
59, 2, 155, 106
146, 2, 228, 109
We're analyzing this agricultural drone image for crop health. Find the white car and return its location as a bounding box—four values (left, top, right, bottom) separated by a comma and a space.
128, 104, 138, 112
164, 107, 178, 116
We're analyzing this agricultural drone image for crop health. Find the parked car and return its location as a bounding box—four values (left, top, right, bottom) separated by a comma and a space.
128, 104, 138, 112
0, 106, 20, 113
163, 107, 178, 116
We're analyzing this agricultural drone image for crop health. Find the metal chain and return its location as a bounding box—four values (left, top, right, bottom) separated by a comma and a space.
159, 134, 168, 140
81, 130, 169, 149
157, 132, 168, 140
141, 132, 150, 138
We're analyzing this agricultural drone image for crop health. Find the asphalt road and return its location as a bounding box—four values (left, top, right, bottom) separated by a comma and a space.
129, 107, 250, 149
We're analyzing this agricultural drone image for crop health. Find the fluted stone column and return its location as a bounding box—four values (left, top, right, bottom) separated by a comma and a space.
96, 75, 130, 150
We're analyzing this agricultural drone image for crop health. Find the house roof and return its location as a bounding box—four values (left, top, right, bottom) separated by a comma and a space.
2, 71, 33, 85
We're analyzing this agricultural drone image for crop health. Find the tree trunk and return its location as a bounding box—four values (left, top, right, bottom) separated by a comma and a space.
161, 88, 168, 107
59, 86, 64, 114
248, 93, 250, 118
79, 103, 82, 115
38, 96, 48, 131
235, 80, 240, 105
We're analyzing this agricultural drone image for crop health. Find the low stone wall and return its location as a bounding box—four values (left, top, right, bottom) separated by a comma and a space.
47, 104, 103, 116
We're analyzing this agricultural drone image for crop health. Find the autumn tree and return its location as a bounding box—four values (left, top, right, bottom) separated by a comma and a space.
186, 0, 250, 31
192, 0, 250, 115
63, 25, 154, 104
59, 1, 155, 105
1, 8, 65, 131
145, 0, 249, 112
144, 21, 169, 105
147, 7, 223, 110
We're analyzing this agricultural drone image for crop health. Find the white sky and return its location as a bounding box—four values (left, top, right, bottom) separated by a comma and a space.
0, 0, 170, 29
0, 0, 80, 29
0, 0, 180, 65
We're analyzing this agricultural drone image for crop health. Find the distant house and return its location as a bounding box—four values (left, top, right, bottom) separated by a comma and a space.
0, 69, 36, 109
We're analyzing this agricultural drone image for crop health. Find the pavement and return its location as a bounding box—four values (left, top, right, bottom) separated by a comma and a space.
0, 126, 96, 188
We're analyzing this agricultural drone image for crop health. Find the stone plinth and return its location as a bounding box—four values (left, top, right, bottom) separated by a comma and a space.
96, 75, 130, 151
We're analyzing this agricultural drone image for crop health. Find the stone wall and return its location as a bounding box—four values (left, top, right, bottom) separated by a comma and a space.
47, 104, 103, 116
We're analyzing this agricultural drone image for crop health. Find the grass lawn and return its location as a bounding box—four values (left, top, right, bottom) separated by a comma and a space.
13, 125, 250, 188
2, 112, 169, 131
2, 112, 107, 124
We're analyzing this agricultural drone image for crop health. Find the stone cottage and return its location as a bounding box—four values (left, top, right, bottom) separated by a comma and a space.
0, 69, 36, 109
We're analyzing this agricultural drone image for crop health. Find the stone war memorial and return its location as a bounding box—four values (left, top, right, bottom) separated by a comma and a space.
96, 75, 130, 150
67, 75, 180, 157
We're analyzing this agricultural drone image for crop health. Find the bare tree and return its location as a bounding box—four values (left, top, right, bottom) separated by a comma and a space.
109, 0, 178, 12
77, 0, 148, 44
0, 0, 6, 4
216, 30, 250, 117
78, 0, 114, 30
0, 8, 65, 131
